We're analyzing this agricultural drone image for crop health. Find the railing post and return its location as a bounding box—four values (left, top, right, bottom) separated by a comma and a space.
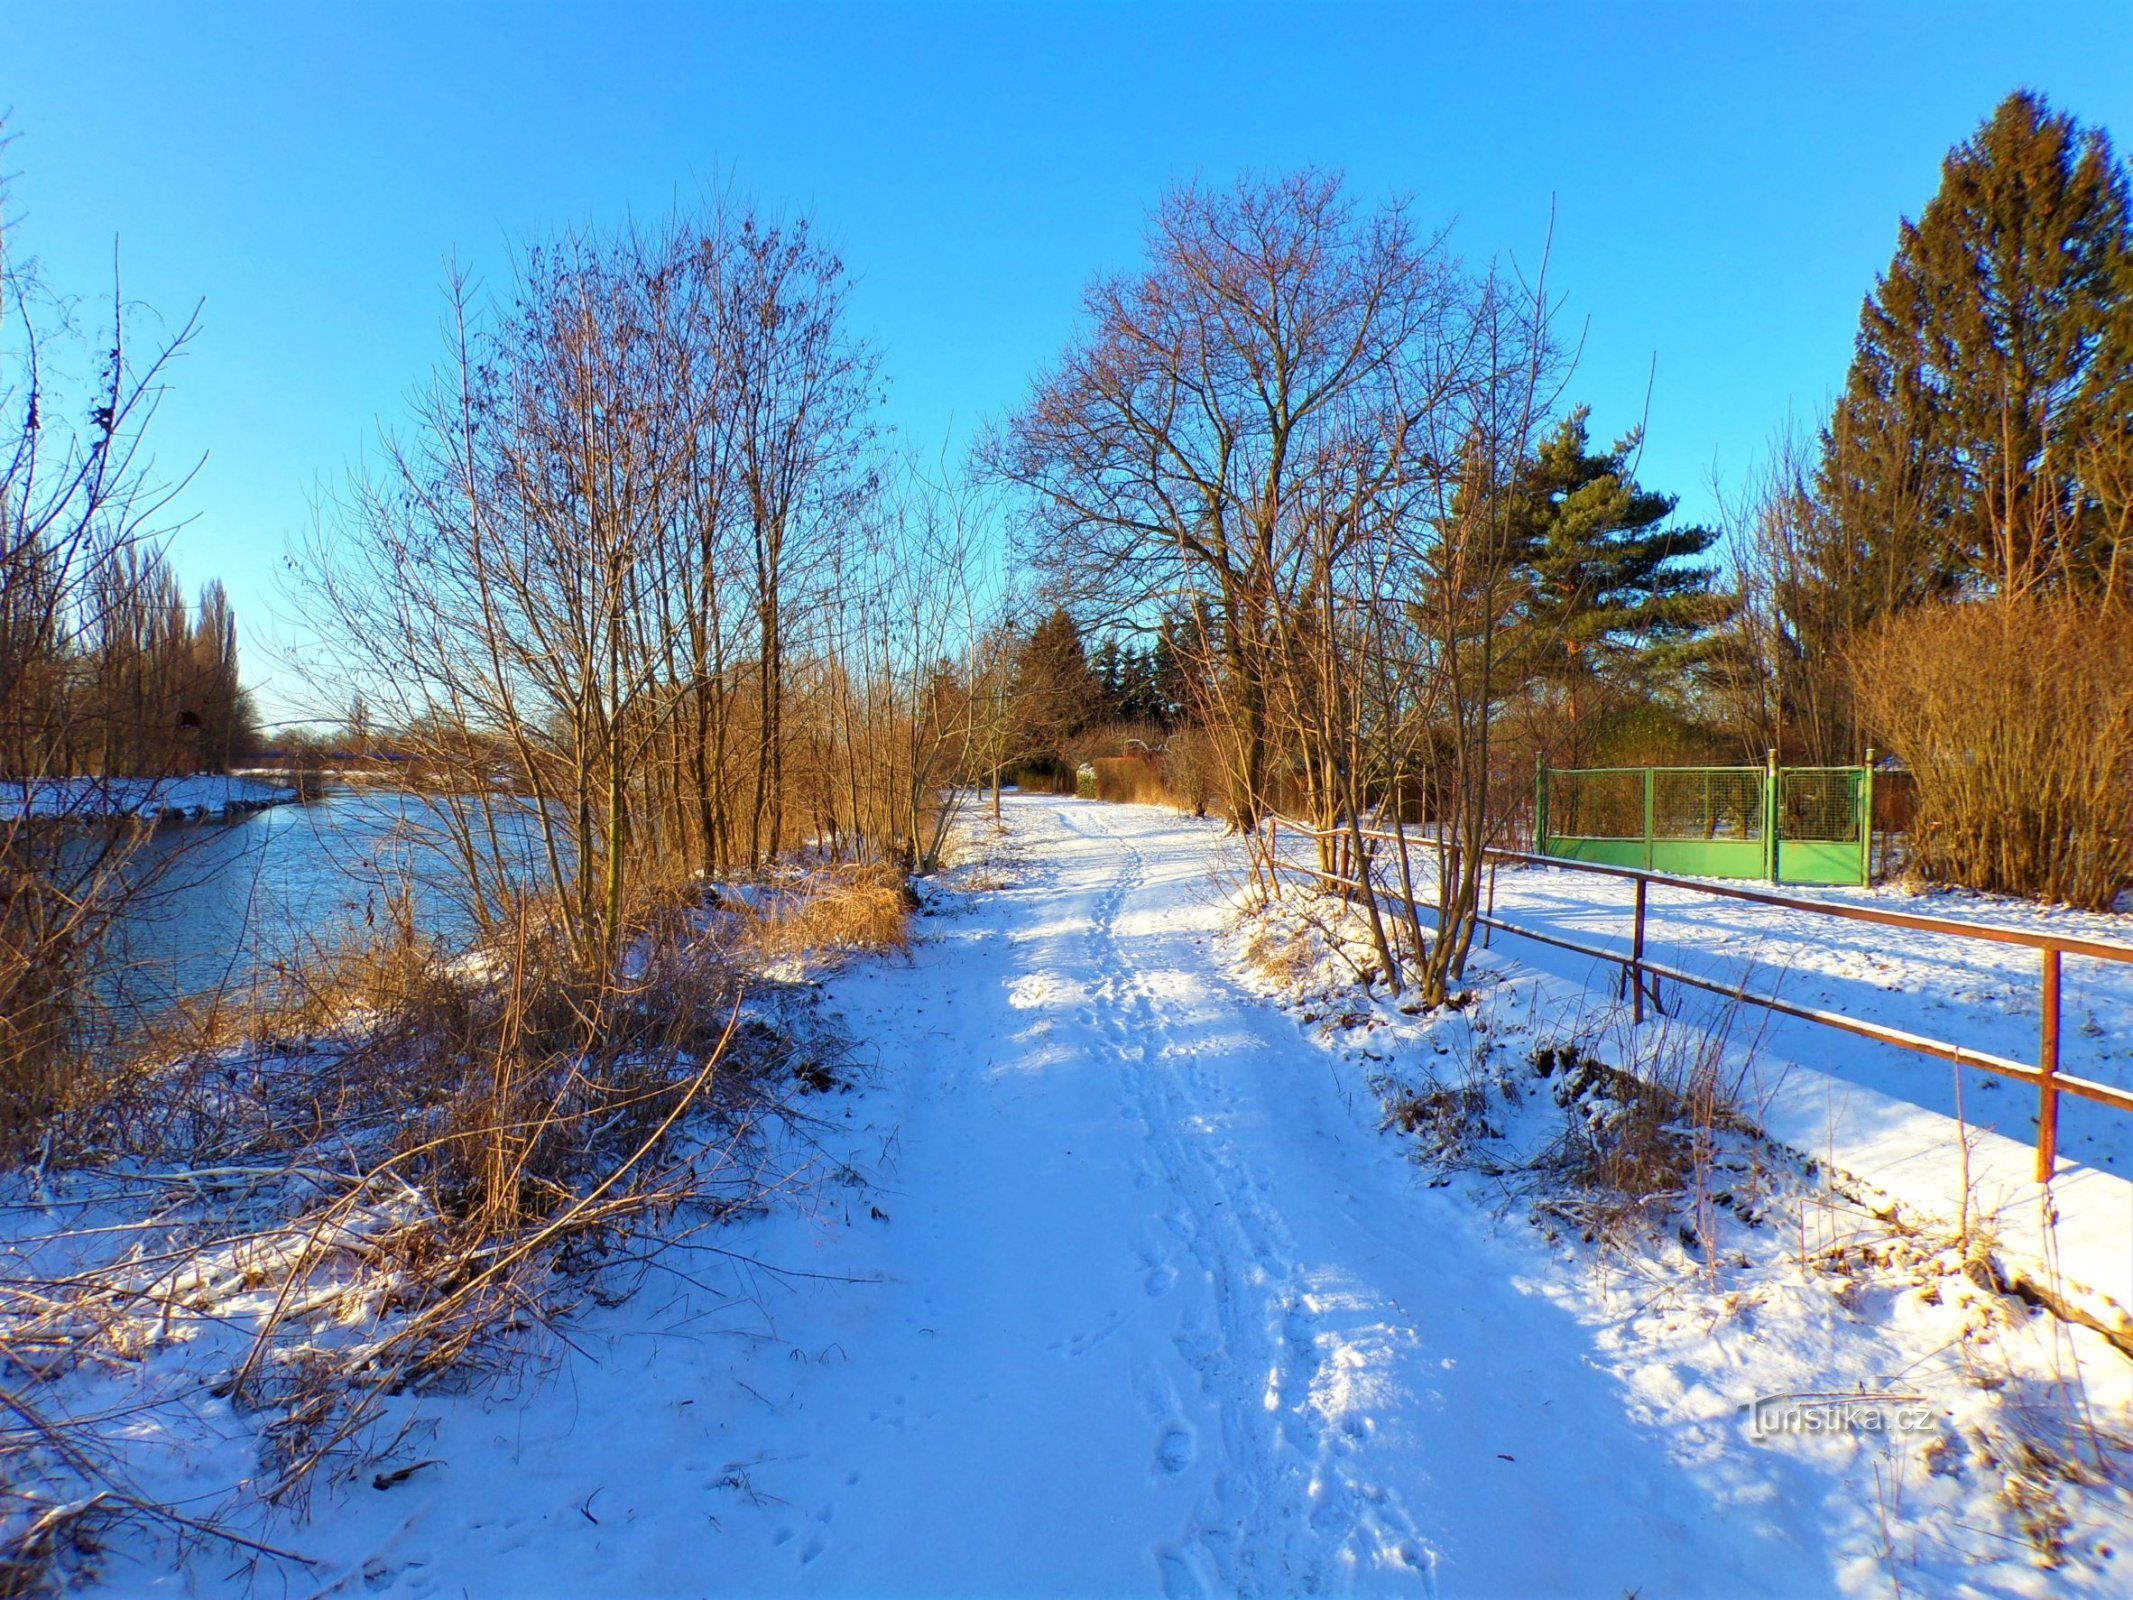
1484, 856, 1498, 948
1535, 754, 1549, 856
1268, 815, 1279, 898
2037, 946, 2061, 1184
1631, 875, 1648, 1025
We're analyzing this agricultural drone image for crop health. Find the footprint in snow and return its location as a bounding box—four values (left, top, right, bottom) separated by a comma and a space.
1156, 1425, 1195, 1474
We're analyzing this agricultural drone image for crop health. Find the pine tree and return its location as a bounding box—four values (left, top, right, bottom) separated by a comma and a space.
1091, 634, 1125, 719
1821, 90, 2133, 605
1153, 606, 1211, 729
1118, 642, 1164, 726
1512, 409, 1728, 759
1013, 608, 1101, 764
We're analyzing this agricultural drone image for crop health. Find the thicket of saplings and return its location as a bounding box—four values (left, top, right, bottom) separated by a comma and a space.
1852, 600, 2133, 912
0, 190, 950, 1580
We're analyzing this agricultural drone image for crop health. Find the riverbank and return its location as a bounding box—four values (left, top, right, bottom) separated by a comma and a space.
0, 828, 944, 1594
7, 775, 301, 823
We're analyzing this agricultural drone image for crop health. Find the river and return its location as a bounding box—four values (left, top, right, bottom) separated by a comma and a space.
86, 787, 554, 1016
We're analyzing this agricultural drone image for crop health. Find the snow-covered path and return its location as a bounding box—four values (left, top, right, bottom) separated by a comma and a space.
278, 796, 1862, 1597
582, 797, 1827, 1597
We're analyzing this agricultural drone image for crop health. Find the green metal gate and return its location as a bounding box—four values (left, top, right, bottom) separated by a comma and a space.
1537, 755, 1873, 886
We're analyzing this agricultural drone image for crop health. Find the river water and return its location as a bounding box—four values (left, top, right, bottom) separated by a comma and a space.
88, 788, 552, 1015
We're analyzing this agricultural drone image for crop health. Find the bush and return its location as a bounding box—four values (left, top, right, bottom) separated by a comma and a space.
1159, 726, 1224, 818
1850, 599, 2133, 910
1090, 753, 1168, 804
747, 862, 914, 960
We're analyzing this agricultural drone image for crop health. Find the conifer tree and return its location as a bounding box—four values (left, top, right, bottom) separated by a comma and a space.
1820, 90, 2133, 606
1512, 409, 1727, 759
1091, 634, 1125, 718
1013, 608, 1100, 764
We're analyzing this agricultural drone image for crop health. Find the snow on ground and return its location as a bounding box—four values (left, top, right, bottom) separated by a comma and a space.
1463, 855, 2133, 1175
7, 775, 297, 820
10, 795, 2129, 1596
1261, 826, 2133, 1327
1226, 869, 2133, 1594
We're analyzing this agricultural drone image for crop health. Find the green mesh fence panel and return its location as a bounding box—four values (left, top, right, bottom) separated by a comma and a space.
1651, 768, 1763, 841
1543, 762, 1868, 884
1780, 769, 1860, 842
1552, 769, 1643, 838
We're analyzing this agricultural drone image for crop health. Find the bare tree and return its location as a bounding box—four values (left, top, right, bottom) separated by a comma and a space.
0, 155, 213, 1151
295, 211, 990, 972
1398, 254, 1564, 1002
989, 170, 1467, 832
727, 220, 879, 866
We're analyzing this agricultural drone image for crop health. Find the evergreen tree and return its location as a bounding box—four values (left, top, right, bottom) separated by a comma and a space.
1118, 642, 1164, 726
1091, 634, 1125, 719
1013, 608, 1101, 763
1153, 606, 1211, 730
1512, 409, 1728, 759
1820, 90, 2133, 606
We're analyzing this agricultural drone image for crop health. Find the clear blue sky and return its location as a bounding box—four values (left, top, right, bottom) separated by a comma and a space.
6, 2, 2129, 718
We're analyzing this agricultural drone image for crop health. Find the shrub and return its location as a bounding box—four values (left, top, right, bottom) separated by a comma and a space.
1090, 753, 1169, 805
1159, 726, 1225, 818
1850, 599, 2133, 909
0, 861, 83, 1159
748, 862, 914, 960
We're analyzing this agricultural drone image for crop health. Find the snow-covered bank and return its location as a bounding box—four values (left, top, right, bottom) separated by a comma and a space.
1261, 824, 2133, 1318
6, 774, 299, 821
1230, 843, 2133, 1592
1470, 855, 2133, 1173
0, 897, 863, 1594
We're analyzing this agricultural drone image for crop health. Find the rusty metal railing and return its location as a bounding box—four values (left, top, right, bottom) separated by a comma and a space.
1262, 814, 2133, 1183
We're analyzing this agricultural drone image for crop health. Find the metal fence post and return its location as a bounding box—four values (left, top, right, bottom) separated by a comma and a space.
2038, 947, 2061, 1184
1642, 766, 1655, 872
1535, 754, 1549, 855
1765, 749, 1780, 885
1631, 875, 1648, 1024
1860, 748, 1876, 886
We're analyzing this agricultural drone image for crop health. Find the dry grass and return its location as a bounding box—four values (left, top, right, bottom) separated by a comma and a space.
0, 889, 849, 1585
1090, 754, 1173, 806
1386, 1082, 1499, 1162
745, 862, 914, 961
1239, 921, 1318, 991
1851, 598, 2133, 910
1523, 1018, 1760, 1257
1055, 720, 1219, 816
